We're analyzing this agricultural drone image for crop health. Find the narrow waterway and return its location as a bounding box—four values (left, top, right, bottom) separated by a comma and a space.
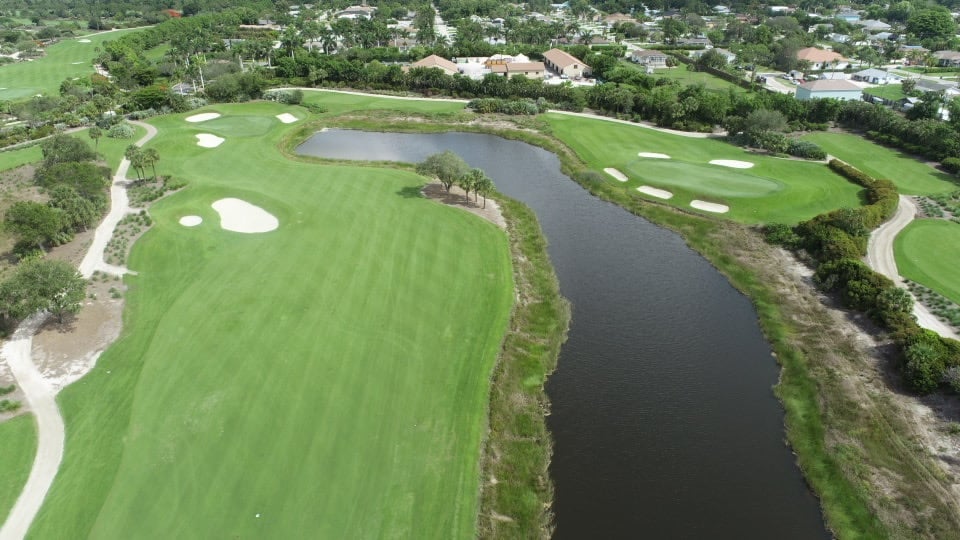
297, 130, 828, 539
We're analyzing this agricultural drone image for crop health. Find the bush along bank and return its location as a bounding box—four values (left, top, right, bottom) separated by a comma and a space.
767, 159, 960, 395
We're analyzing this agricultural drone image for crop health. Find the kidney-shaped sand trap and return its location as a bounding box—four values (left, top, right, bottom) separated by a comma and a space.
637, 186, 673, 199
638, 152, 671, 159
196, 134, 225, 148
185, 112, 221, 123
709, 159, 754, 169
276, 113, 298, 124
179, 215, 202, 227
212, 198, 278, 233
690, 200, 730, 213
603, 168, 628, 182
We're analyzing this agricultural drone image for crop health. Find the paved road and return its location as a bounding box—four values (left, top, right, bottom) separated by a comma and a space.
0, 119, 158, 540
866, 195, 959, 340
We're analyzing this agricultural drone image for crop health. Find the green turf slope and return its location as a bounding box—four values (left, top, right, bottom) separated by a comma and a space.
803, 132, 958, 196
546, 114, 864, 224
0, 414, 38, 524
895, 219, 960, 305
0, 29, 142, 101
28, 102, 514, 539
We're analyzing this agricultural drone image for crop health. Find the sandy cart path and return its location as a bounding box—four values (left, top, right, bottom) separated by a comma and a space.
1, 121, 157, 540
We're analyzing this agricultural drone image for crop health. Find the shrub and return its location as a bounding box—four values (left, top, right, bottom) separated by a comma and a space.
904, 334, 948, 394
787, 139, 827, 160
763, 223, 801, 248
942, 157, 960, 175
107, 122, 135, 139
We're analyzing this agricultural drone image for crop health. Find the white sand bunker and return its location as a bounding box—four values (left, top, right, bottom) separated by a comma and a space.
637, 186, 673, 199
690, 200, 730, 213
276, 113, 298, 124
604, 168, 628, 182
638, 152, 670, 159
179, 215, 202, 227
78, 39, 91, 43
196, 133, 224, 148
709, 159, 754, 169
71, 61, 84, 64
212, 198, 278, 233
185, 112, 221, 123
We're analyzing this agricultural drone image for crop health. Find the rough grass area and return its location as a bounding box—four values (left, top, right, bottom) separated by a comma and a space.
863, 84, 906, 102
545, 113, 864, 224
0, 414, 38, 524
27, 101, 515, 538
643, 62, 746, 92
802, 132, 958, 195
0, 29, 143, 100
896, 219, 960, 305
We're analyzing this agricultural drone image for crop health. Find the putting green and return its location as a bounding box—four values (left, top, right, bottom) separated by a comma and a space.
0, 414, 37, 524
545, 114, 864, 224
27, 102, 514, 538
803, 132, 958, 196
0, 29, 143, 101
895, 219, 960, 305
624, 159, 782, 198
194, 114, 277, 138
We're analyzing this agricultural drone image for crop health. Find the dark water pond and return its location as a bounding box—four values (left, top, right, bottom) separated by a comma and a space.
297, 130, 828, 539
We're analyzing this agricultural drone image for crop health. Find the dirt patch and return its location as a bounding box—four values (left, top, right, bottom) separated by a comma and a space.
421, 181, 506, 230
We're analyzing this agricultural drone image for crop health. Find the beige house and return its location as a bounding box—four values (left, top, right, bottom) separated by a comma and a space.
409, 54, 459, 76
795, 47, 850, 70
630, 49, 668, 68
543, 48, 592, 78
490, 61, 547, 79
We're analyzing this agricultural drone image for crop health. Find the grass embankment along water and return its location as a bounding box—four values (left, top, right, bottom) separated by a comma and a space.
802, 132, 958, 195
896, 219, 960, 305
0, 29, 143, 101
544, 113, 864, 224
27, 101, 515, 538
0, 414, 38, 524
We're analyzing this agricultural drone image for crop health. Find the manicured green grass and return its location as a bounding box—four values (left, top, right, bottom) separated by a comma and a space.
803, 132, 958, 195
28, 102, 514, 538
863, 84, 905, 101
545, 114, 864, 224
0, 414, 37, 524
301, 90, 468, 116
0, 29, 142, 100
0, 145, 43, 172
645, 62, 746, 92
895, 219, 960, 305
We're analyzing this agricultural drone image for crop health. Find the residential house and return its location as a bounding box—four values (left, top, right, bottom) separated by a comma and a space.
409, 54, 459, 75
543, 48, 592, 78
630, 49, 669, 68
836, 10, 861, 22
796, 47, 849, 69
857, 19, 892, 33
795, 79, 863, 100
933, 50, 960, 67
712, 5, 731, 14
490, 61, 547, 79
852, 68, 901, 84
678, 37, 713, 48
337, 5, 377, 19
691, 47, 736, 63
828, 33, 851, 43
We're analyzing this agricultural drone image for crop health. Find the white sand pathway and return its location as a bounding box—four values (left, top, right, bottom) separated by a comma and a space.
1, 121, 158, 540
866, 195, 959, 340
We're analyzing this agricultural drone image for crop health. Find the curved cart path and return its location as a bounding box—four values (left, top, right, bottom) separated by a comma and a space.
866, 195, 959, 340
0, 121, 157, 540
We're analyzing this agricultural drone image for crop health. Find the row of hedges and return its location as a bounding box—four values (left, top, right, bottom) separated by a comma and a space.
467, 97, 548, 115
767, 159, 960, 394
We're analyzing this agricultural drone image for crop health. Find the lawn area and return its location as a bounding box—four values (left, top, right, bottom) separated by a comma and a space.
803, 132, 958, 195
0, 415, 37, 524
0, 145, 42, 172
545, 113, 864, 224
0, 29, 142, 101
639, 62, 745, 92
863, 84, 905, 101
895, 219, 960, 305
0, 124, 145, 173
26, 101, 514, 539
301, 89, 469, 116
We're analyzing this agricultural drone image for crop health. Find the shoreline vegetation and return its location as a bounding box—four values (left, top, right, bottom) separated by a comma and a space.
290, 108, 960, 538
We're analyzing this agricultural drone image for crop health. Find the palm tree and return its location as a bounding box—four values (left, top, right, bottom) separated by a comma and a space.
143, 147, 160, 179
88, 126, 102, 150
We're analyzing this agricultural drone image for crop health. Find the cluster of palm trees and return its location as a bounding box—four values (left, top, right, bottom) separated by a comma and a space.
124, 145, 160, 182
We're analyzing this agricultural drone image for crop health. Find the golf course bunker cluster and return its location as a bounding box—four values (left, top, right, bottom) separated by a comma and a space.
211, 198, 278, 233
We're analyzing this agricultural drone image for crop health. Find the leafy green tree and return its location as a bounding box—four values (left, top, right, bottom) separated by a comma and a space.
40, 134, 96, 167
35, 162, 110, 200
48, 186, 99, 231
0, 256, 86, 323
661, 18, 686, 44
907, 8, 957, 41
4, 202, 67, 251
743, 109, 787, 136
416, 151, 469, 192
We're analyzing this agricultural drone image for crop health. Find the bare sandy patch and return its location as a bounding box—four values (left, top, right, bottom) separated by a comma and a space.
690, 200, 730, 213
709, 159, 754, 169
77, 39, 91, 43
185, 112, 221, 123
422, 181, 505, 230
212, 198, 278, 233
196, 134, 224, 148
638, 152, 670, 159
603, 167, 628, 182
636, 186, 673, 199
276, 113, 298, 124
179, 215, 202, 227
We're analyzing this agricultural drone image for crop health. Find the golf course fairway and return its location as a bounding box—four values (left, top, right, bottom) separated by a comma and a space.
25, 101, 514, 538
0, 415, 37, 524
895, 219, 960, 305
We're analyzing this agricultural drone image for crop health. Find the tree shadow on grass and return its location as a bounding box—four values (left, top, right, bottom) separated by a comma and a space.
397, 185, 424, 199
